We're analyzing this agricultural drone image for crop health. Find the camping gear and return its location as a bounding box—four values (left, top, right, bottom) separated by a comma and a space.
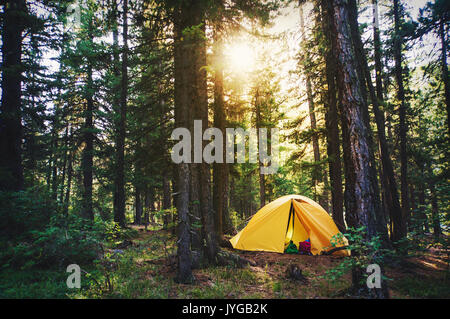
298, 239, 311, 255
229, 195, 350, 256
285, 240, 299, 254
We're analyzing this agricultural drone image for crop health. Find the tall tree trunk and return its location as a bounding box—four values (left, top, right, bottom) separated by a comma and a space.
135, 186, 142, 225
183, 17, 204, 266
173, 2, 193, 283
372, 0, 384, 101
347, 0, 400, 243
409, 183, 416, 232
47, 126, 57, 194
321, 0, 345, 232
322, 172, 330, 212
60, 123, 70, 202
162, 174, 171, 229
64, 147, 74, 217
373, 2, 394, 218
222, 172, 234, 234
429, 174, 442, 240
111, 0, 120, 223
212, 28, 230, 239
51, 139, 58, 200
196, 20, 219, 264
258, 160, 266, 209
81, 20, 95, 221
171, 170, 178, 236
327, 0, 389, 298
417, 182, 426, 232
439, 16, 450, 137
0, 0, 26, 192
48, 100, 61, 199
190, 163, 203, 262
144, 187, 154, 230
174, 1, 218, 268
299, 3, 326, 209
114, 0, 128, 227
393, 0, 409, 235
255, 90, 266, 209
417, 165, 429, 233
347, 0, 391, 244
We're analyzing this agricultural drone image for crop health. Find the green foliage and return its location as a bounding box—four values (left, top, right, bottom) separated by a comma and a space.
102, 220, 138, 245
324, 227, 389, 286
230, 162, 259, 218
271, 280, 282, 293
271, 166, 296, 198
0, 186, 135, 271
0, 268, 73, 299
181, 23, 206, 43
1, 214, 101, 270
0, 186, 56, 242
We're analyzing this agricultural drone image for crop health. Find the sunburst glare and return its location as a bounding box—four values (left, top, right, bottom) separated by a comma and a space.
227, 42, 255, 73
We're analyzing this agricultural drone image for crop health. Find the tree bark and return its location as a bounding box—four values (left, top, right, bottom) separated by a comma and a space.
439, 15, 450, 137
393, 0, 409, 235
0, 0, 26, 192
196, 19, 219, 264
348, 0, 400, 244
162, 174, 172, 229
144, 186, 155, 229
299, 3, 327, 210
113, 0, 128, 227
320, 0, 345, 232
429, 175, 442, 240
417, 166, 429, 233
345, 0, 390, 245
135, 186, 142, 225
409, 183, 416, 232
255, 89, 266, 209
328, 0, 389, 298
372, 0, 384, 101
64, 145, 74, 217
60, 123, 70, 203
417, 184, 426, 232
81, 19, 95, 221
331, 0, 380, 234
190, 163, 203, 260
172, 1, 196, 283
212, 28, 230, 239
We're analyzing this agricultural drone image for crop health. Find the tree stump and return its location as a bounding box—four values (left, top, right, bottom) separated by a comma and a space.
286, 264, 308, 283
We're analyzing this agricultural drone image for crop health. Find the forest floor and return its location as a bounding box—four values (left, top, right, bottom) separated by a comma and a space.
1, 225, 448, 299
74, 225, 448, 299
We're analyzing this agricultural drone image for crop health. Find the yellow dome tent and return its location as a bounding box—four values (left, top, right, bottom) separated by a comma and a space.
229, 195, 350, 256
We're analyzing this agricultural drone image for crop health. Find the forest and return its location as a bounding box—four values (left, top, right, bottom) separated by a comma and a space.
0, 0, 449, 300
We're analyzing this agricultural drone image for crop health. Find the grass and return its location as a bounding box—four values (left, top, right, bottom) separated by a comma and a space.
391, 276, 450, 298
0, 268, 73, 298
1, 227, 448, 299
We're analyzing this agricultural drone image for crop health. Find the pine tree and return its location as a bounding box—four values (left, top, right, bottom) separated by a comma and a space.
0, 0, 27, 191
325, 0, 389, 298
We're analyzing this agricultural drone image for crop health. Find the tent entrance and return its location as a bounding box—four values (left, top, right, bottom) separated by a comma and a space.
284, 200, 309, 249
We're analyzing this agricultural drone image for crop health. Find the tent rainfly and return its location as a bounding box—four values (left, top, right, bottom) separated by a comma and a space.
230, 195, 350, 256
